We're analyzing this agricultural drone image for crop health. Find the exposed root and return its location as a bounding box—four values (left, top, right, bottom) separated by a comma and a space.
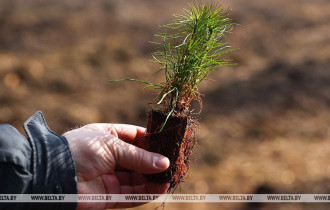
134, 110, 197, 192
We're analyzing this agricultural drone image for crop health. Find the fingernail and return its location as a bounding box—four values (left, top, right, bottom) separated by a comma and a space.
153, 155, 170, 169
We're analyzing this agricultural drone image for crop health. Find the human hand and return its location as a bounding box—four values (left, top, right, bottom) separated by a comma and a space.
63, 123, 170, 210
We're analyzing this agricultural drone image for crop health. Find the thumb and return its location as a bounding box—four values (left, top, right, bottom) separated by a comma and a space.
108, 138, 170, 174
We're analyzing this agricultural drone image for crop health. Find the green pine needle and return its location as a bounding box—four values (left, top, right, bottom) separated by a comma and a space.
110, 2, 237, 131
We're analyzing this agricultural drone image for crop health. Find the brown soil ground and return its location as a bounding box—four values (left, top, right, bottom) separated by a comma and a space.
0, 0, 330, 209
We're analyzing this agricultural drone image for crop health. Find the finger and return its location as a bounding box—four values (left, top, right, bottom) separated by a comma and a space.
114, 185, 144, 209
114, 183, 169, 208
114, 185, 134, 208
146, 182, 170, 194
121, 182, 169, 194
83, 123, 146, 143
101, 175, 120, 209
115, 171, 147, 186
107, 138, 169, 174
110, 124, 146, 143
77, 176, 120, 210
114, 171, 131, 185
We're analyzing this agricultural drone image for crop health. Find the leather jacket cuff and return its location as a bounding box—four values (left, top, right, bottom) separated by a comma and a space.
23, 111, 77, 206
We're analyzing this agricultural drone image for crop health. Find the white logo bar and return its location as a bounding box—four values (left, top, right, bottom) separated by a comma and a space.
1, 194, 330, 203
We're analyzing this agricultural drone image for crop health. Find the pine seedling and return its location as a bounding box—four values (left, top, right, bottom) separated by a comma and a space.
111, 2, 236, 131
110, 1, 237, 192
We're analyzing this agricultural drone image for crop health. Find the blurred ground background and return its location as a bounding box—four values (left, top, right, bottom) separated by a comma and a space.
0, 0, 330, 209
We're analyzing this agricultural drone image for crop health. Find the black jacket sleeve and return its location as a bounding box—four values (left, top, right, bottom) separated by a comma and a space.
0, 111, 77, 210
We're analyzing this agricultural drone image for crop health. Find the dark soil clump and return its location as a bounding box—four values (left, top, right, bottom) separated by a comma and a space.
134, 111, 196, 191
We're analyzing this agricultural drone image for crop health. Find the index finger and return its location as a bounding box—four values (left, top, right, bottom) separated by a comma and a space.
83, 123, 146, 143
110, 124, 146, 143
